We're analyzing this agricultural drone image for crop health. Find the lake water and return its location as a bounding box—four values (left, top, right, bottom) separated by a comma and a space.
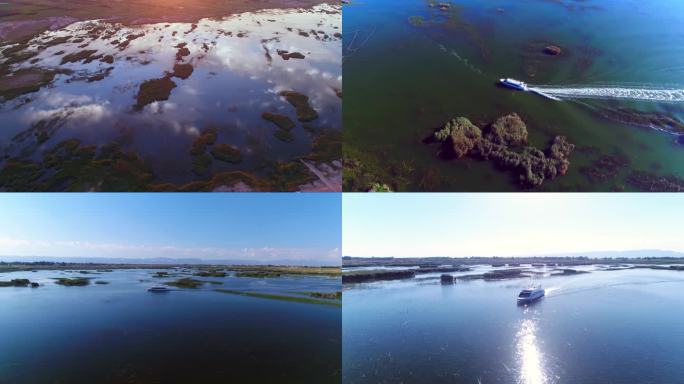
0, 3, 341, 191
343, 265, 684, 384
343, 0, 684, 191
0, 269, 341, 383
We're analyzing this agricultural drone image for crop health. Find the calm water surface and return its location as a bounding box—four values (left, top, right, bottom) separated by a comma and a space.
343, 265, 684, 383
0, 269, 341, 384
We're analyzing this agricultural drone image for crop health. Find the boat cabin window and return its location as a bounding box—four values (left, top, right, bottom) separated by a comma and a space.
518, 291, 531, 298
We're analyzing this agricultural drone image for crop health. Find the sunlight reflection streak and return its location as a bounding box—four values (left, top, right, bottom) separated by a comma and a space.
516, 319, 548, 384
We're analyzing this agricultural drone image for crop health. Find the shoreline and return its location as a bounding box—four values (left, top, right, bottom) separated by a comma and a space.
0, 262, 341, 276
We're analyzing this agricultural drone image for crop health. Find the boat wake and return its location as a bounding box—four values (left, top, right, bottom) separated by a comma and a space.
528, 85, 684, 103
437, 43, 484, 76
547, 278, 684, 298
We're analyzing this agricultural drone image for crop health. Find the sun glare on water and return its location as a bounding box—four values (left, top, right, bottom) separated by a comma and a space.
516, 319, 549, 384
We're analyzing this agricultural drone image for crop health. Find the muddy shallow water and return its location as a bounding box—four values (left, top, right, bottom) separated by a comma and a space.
0, 3, 342, 191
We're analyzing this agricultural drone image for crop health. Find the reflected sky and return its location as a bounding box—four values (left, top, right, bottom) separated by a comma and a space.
0, 3, 341, 185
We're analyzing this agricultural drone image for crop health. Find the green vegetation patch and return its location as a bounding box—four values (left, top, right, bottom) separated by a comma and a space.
61, 49, 99, 65
164, 278, 205, 289
210, 143, 242, 164
194, 270, 227, 278
229, 265, 341, 277
342, 269, 415, 283
428, 113, 574, 188
293, 291, 342, 300
279, 91, 319, 122
301, 129, 342, 164
214, 289, 341, 307
0, 139, 156, 191
172, 63, 194, 80
190, 128, 217, 155
54, 277, 90, 286
187, 128, 219, 175
135, 75, 177, 110
343, 143, 413, 192
0, 279, 33, 287
261, 112, 296, 130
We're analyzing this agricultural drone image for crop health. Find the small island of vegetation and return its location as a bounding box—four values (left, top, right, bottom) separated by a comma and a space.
54, 277, 91, 286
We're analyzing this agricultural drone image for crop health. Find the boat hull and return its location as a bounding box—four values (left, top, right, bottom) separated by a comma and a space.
499, 78, 528, 91
517, 291, 545, 304
148, 288, 170, 293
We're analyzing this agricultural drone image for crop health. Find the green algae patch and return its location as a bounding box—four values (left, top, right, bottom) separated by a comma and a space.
54, 277, 90, 286
214, 289, 342, 307
135, 75, 177, 110
261, 112, 295, 130
164, 278, 205, 289
172, 63, 194, 80
279, 91, 319, 122
210, 143, 242, 164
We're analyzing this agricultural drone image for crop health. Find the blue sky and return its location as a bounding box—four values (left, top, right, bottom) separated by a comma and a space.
0, 194, 340, 265
343, 193, 684, 257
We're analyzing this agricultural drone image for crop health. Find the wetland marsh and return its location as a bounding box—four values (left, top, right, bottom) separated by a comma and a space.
0, 264, 341, 383
0, 2, 341, 191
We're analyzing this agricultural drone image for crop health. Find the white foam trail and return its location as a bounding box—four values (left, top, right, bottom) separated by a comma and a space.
529, 86, 684, 102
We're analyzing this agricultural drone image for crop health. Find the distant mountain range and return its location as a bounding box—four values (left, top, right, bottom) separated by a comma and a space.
0, 255, 339, 266
343, 249, 684, 260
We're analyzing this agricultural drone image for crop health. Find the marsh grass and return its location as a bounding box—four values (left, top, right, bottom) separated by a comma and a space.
214, 289, 341, 307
